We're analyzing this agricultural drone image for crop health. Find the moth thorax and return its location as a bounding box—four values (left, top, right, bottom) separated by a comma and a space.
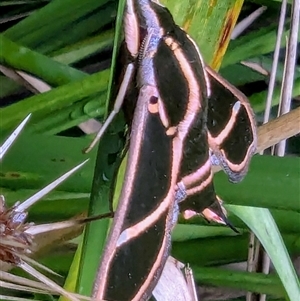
137, 54, 157, 88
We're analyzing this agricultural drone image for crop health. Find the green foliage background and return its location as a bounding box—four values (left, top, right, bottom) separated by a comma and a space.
0, 0, 299, 300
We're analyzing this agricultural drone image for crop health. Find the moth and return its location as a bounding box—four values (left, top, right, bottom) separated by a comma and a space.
91, 0, 256, 300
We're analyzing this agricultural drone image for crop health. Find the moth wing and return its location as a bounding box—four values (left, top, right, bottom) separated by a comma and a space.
206, 66, 257, 183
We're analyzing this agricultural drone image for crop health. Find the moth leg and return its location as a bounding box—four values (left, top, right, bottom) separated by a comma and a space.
169, 257, 199, 301
183, 264, 199, 301
209, 149, 221, 166
176, 170, 238, 231
84, 63, 135, 153
153, 257, 199, 301
175, 182, 188, 203
200, 196, 238, 233
170, 199, 180, 230
176, 182, 227, 225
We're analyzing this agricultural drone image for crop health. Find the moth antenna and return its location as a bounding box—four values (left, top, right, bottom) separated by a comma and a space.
138, 29, 154, 65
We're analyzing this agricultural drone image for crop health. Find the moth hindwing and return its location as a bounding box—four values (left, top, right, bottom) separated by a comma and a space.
206, 66, 257, 183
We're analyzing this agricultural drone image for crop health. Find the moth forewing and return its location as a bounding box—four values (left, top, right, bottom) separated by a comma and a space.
92, 84, 178, 301
205, 66, 257, 183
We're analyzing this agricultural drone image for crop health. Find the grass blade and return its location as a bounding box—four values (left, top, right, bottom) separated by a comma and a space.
228, 205, 300, 301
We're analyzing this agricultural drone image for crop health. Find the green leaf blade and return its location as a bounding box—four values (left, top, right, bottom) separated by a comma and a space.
228, 205, 300, 301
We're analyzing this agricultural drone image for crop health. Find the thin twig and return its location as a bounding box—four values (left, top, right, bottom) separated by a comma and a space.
261, 0, 287, 143
257, 106, 300, 153
275, 0, 300, 156
232, 6, 267, 40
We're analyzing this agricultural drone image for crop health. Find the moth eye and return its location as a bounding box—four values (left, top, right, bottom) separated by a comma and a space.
148, 96, 159, 113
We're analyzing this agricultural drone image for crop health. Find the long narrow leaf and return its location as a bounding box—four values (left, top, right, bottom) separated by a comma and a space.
228, 205, 300, 301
